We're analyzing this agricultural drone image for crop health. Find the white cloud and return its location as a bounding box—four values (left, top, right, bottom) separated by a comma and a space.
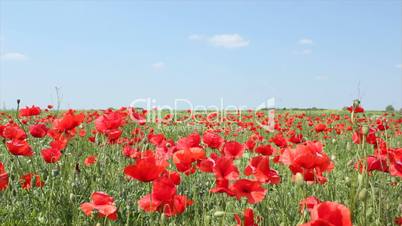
151, 62, 166, 70
189, 33, 249, 49
396, 64, 402, 69
299, 38, 314, 45
0, 52, 28, 61
315, 75, 329, 80
208, 34, 249, 48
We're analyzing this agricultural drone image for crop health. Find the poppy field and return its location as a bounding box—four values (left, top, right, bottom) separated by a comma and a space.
0, 102, 401, 226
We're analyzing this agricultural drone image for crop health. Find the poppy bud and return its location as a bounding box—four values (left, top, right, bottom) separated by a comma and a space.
357, 174, 364, 187
358, 188, 368, 201
17, 99, 21, 105
213, 211, 225, 217
295, 173, 304, 185
38, 215, 45, 224
353, 99, 360, 108
362, 125, 369, 135
391, 177, 396, 184
366, 207, 373, 217
69, 193, 74, 201
96, 223, 101, 226
344, 177, 350, 184
51, 169, 60, 177
331, 155, 336, 161
346, 142, 351, 151
332, 139, 336, 144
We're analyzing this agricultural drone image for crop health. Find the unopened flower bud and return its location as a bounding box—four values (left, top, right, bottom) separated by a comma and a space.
295, 173, 304, 185
353, 99, 360, 108
358, 188, 368, 201
362, 125, 369, 135
357, 174, 364, 186
51, 169, 60, 177
346, 142, 351, 151
213, 211, 225, 217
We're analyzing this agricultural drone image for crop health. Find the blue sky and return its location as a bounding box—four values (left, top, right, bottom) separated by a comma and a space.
0, 1, 401, 110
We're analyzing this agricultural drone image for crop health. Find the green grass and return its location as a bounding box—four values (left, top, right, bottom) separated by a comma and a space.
0, 110, 401, 226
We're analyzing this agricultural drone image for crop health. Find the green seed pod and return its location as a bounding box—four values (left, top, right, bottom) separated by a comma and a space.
346, 142, 351, 151
344, 177, 350, 184
353, 99, 360, 108
362, 125, 369, 135
295, 172, 304, 186
213, 211, 225, 217
51, 169, 60, 177
357, 174, 364, 186
358, 188, 368, 201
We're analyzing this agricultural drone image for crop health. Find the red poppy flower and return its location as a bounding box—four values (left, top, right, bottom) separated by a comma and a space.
314, 124, 327, 133
20, 173, 45, 190
347, 105, 364, 113
234, 208, 258, 226
138, 194, 193, 217
19, 105, 41, 117
124, 152, 168, 182
149, 133, 166, 146
122, 146, 140, 159
389, 148, 402, 178
128, 107, 147, 125
289, 133, 304, 144
202, 131, 224, 149
6, 139, 34, 156
255, 145, 275, 156
270, 133, 288, 148
222, 141, 245, 159
176, 132, 201, 150
52, 110, 85, 132
213, 156, 239, 180
1, 124, 26, 140
95, 110, 124, 132
173, 147, 205, 174
29, 124, 48, 138
80, 192, 118, 221
395, 217, 402, 225
299, 196, 321, 213
0, 162, 9, 191
41, 147, 62, 163
84, 155, 97, 166
138, 172, 192, 217
244, 156, 281, 184
230, 179, 267, 204
210, 179, 235, 196
300, 201, 352, 226
279, 141, 334, 184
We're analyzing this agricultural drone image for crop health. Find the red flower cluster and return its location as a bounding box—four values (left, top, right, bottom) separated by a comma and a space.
279, 141, 334, 184
80, 192, 118, 221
